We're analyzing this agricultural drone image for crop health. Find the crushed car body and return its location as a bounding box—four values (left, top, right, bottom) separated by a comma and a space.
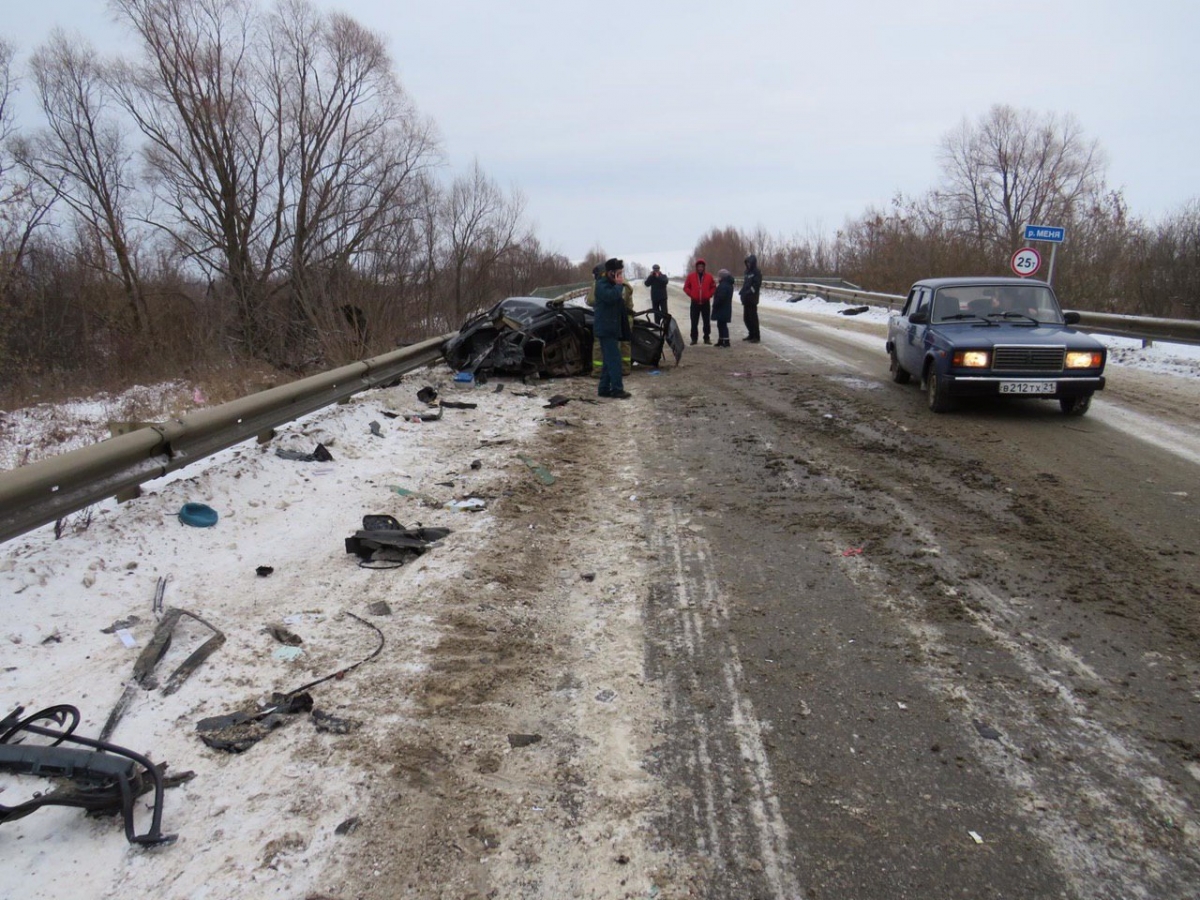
442, 296, 684, 378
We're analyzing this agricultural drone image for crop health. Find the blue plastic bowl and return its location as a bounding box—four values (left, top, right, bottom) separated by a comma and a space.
178, 503, 219, 528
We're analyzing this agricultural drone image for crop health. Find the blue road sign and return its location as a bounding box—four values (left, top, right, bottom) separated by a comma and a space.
1024, 224, 1065, 243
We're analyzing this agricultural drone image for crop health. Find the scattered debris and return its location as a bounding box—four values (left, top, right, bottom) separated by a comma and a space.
113, 629, 137, 648
470, 459, 482, 470
445, 498, 487, 512
1, 704, 184, 845
388, 485, 440, 505
409, 406, 443, 423
440, 400, 478, 410
256, 565, 275, 577
197, 612, 384, 753
493, 383, 504, 393
544, 395, 571, 409
152, 575, 168, 614
313, 709, 359, 734
40, 631, 62, 645
968, 830, 984, 844
380, 409, 400, 419
507, 733, 542, 749
518, 455, 556, 485
416, 386, 438, 404
101, 615, 142, 634
367, 601, 392, 616
595, 689, 617, 704
581, 572, 596, 583
841, 547, 865, 557
839, 305, 871, 316
453, 371, 475, 383
368, 420, 383, 437
973, 720, 1002, 741
178, 503, 219, 528
345, 517, 452, 568
265, 623, 303, 646
335, 817, 362, 836
273, 646, 304, 662
101, 608, 227, 741
275, 443, 334, 463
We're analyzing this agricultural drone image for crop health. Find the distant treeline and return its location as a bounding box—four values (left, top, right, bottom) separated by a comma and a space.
687, 106, 1199, 318
0, 0, 581, 402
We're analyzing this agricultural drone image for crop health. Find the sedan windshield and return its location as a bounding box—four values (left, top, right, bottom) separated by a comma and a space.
931, 285, 1064, 324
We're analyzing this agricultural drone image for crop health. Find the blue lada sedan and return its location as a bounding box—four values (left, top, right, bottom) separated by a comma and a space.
885, 277, 1106, 415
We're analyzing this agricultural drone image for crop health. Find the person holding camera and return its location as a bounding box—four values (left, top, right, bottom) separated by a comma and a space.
644, 264, 670, 324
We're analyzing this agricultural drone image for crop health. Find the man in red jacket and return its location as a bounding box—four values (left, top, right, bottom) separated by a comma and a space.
682, 258, 716, 345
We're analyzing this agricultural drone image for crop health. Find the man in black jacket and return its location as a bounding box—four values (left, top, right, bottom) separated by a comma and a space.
739, 254, 763, 342
644, 264, 670, 324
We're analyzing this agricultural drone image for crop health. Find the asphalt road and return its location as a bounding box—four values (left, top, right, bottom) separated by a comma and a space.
631, 292, 1200, 899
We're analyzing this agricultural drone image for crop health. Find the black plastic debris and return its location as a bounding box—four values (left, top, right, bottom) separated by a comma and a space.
266, 623, 302, 646
197, 692, 313, 753
838, 305, 871, 316
275, 443, 334, 463
544, 395, 570, 409
470, 459, 482, 470
507, 733, 542, 748
367, 601, 393, 616
312, 709, 358, 734
380, 409, 400, 419
101, 615, 142, 634
416, 386, 438, 404
973, 719, 1002, 741
256, 565, 274, 577
345, 516, 451, 569
198, 613, 385, 753
440, 400, 478, 410
1, 704, 185, 845
335, 816, 362, 836
369, 420, 383, 437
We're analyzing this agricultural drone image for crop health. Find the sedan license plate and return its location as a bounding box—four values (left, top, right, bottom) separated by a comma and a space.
999, 381, 1055, 395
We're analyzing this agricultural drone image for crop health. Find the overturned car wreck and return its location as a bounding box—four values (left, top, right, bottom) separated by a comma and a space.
442, 297, 685, 378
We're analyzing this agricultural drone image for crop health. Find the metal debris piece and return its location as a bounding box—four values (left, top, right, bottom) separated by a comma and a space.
275, 443, 334, 462
102, 615, 142, 634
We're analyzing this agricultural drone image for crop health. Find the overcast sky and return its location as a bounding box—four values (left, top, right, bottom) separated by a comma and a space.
5, 0, 1199, 272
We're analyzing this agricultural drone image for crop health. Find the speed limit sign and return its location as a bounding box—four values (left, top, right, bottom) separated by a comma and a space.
1011, 247, 1042, 277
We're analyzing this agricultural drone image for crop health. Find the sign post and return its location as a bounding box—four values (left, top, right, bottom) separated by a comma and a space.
1023, 224, 1066, 284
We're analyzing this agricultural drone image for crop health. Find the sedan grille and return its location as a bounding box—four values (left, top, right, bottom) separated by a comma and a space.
992, 345, 1065, 372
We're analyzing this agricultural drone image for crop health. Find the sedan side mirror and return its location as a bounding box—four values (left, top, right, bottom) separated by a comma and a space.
1063, 311, 1081, 325
908, 309, 930, 325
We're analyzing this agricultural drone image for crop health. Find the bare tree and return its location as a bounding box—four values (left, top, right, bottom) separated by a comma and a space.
107, 0, 285, 357
443, 160, 524, 319
0, 39, 59, 364
264, 0, 438, 347
938, 104, 1106, 255
18, 30, 150, 334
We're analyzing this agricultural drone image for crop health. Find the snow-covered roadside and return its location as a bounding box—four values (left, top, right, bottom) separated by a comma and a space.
1, 370, 647, 899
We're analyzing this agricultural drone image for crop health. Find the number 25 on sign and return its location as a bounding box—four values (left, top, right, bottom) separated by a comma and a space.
1011, 247, 1042, 277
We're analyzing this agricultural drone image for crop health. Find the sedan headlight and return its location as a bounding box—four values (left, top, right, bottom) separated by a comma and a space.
1065, 351, 1104, 368
952, 350, 990, 368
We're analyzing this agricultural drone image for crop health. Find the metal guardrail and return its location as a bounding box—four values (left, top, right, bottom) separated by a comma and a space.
0, 336, 448, 545
766, 281, 1200, 346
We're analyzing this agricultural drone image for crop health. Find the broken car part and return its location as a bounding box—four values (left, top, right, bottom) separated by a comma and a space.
100, 608, 226, 741
1, 704, 183, 846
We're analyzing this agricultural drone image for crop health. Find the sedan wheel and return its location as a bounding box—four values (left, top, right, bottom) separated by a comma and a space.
926, 371, 954, 413
889, 349, 911, 384
1059, 394, 1092, 416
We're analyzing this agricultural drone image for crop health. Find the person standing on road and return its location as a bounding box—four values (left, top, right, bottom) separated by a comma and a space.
683, 258, 716, 345
739, 253, 762, 343
586, 264, 605, 378
644, 264, 670, 324
594, 258, 632, 399
712, 268, 735, 348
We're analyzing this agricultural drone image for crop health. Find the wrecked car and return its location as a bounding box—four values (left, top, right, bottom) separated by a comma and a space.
442, 296, 685, 378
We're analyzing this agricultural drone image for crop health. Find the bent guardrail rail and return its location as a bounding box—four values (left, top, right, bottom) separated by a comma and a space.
764, 280, 1200, 345
0, 336, 448, 545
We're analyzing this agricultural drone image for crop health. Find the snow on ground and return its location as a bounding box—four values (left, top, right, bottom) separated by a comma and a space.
0, 371, 583, 899
761, 288, 1200, 379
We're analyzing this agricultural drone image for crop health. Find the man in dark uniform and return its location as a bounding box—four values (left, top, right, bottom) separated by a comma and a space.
594, 258, 632, 399
739, 253, 763, 342
644, 264, 670, 324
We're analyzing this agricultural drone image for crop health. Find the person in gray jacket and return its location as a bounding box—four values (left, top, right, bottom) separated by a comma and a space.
739, 254, 763, 342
